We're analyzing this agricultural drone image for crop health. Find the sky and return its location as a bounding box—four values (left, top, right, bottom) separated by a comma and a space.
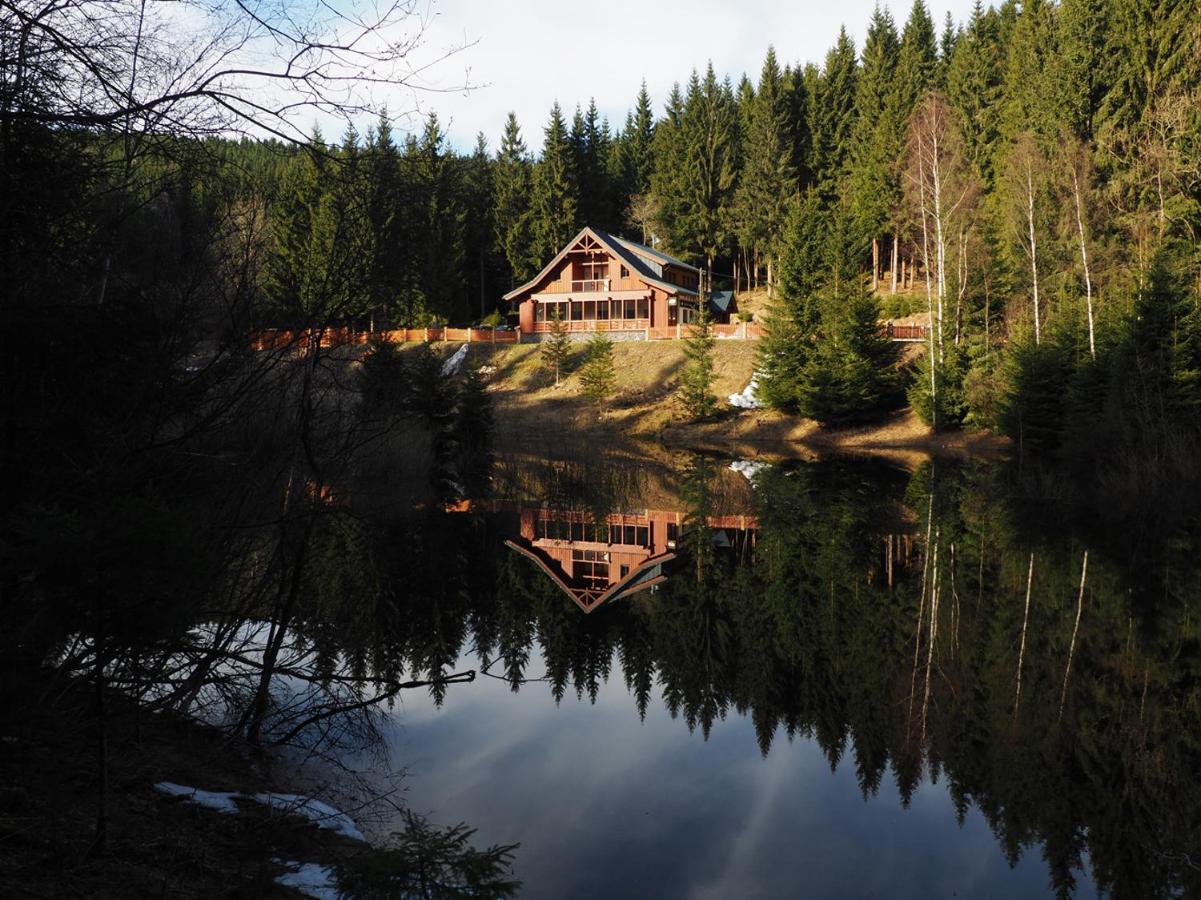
376, 0, 984, 152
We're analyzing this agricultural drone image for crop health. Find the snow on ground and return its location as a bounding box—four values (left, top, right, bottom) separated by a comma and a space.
275, 861, 340, 899
154, 782, 365, 841
729, 459, 769, 481
728, 373, 763, 409
252, 793, 366, 841
442, 344, 469, 376
153, 782, 241, 814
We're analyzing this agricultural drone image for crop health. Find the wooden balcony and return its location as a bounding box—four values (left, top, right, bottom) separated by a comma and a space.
532, 318, 649, 333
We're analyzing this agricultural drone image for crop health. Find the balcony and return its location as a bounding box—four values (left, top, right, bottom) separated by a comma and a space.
532, 318, 649, 333
570, 279, 610, 293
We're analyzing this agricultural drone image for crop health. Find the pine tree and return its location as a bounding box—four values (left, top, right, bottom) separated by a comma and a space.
675, 66, 738, 269
848, 7, 901, 288
999, 0, 1060, 149
572, 98, 614, 230
1054, 0, 1111, 142
493, 112, 535, 286
811, 28, 859, 202
531, 102, 579, 267
612, 82, 656, 234
946, 1, 1004, 179
578, 334, 616, 404
410, 112, 466, 322
679, 307, 718, 420
540, 306, 571, 386
463, 133, 495, 321
650, 83, 687, 251
733, 48, 797, 290
893, 0, 939, 117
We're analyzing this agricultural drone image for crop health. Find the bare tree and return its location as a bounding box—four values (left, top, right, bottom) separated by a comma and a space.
1002, 133, 1049, 344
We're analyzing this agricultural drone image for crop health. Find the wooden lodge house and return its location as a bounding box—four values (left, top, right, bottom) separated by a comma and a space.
504, 226, 715, 340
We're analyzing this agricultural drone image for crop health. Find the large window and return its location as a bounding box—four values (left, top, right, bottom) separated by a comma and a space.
572, 548, 610, 588
580, 260, 609, 281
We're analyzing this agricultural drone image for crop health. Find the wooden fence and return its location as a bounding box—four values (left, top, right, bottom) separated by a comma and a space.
250, 326, 520, 351
250, 320, 923, 351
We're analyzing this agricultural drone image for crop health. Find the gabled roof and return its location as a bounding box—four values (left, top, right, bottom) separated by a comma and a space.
611, 235, 699, 275
503, 226, 698, 302
504, 538, 675, 614
708, 290, 735, 315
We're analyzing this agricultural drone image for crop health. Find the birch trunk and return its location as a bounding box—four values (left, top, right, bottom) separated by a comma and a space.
1013, 553, 1035, 720
1070, 166, 1096, 358
1058, 550, 1089, 721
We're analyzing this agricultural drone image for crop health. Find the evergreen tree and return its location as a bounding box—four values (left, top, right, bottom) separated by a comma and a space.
734, 48, 798, 289
462, 133, 496, 321
848, 7, 902, 286
650, 84, 688, 251
364, 113, 406, 328
540, 306, 571, 386
531, 102, 579, 267
811, 28, 859, 202
493, 112, 535, 286
679, 307, 718, 420
578, 334, 616, 404
612, 81, 656, 234
410, 113, 466, 323
998, 0, 1060, 148
572, 99, 614, 231
677, 66, 739, 269
946, 1, 1004, 179
1054, 0, 1111, 142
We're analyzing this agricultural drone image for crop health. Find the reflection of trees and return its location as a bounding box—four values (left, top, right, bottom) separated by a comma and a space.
301, 454, 1201, 897
468, 460, 1201, 898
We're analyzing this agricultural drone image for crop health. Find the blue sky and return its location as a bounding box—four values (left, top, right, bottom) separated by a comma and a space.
373, 0, 983, 151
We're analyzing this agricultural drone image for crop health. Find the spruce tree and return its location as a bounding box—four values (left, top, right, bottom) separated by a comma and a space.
848, 7, 901, 285
733, 48, 797, 290
493, 112, 535, 285
540, 306, 571, 386
531, 102, 579, 267
946, 1, 1004, 179
650, 84, 687, 251
676, 66, 738, 269
578, 334, 616, 405
679, 307, 718, 420
410, 112, 466, 322
612, 82, 656, 233
811, 28, 859, 202
1054, 0, 1111, 142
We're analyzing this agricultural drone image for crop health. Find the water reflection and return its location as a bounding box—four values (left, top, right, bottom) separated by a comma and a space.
348, 453, 1201, 898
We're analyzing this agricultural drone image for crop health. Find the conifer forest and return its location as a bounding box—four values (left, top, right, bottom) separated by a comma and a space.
1, 0, 1200, 897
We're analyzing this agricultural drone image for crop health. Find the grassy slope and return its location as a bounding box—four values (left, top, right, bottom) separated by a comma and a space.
437, 338, 1005, 463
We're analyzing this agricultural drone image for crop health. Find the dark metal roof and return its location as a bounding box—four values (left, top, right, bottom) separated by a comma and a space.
708, 290, 735, 315
611, 235, 700, 274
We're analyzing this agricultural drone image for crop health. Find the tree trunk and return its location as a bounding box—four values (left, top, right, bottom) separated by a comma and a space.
1025, 162, 1041, 344
890, 233, 899, 294
1058, 550, 1088, 721
1070, 166, 1095, 358
871, 237, 880, 292
1013, 553, 1035, 721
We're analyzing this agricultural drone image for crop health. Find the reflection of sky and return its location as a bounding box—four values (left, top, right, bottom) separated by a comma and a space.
383, 651, 1099, 900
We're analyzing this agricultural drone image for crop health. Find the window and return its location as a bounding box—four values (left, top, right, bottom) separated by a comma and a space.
620, 265, 629, 278
572, 548, 610, 587
571, 301, 583, 320
667, 522, 679, 542
637, 297, 649, 319
597, 301, 609, 320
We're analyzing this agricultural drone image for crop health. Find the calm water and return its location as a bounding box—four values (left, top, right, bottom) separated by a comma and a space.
355, 453, 1199, 899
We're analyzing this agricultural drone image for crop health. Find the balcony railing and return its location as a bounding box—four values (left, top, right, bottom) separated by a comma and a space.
532, 318, 649, 333
569, 279, 610, 293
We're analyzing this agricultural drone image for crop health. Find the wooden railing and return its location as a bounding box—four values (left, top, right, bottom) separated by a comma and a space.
531, 318, 649, 333
884, 323, 929, 341
250, 326, 519, 350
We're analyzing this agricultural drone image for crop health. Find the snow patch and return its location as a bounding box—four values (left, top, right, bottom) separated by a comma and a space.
275, 861, 340, 899
154, 781, 240, 814
729, 459, 769, 482
154, 782, 365, 841
253, 793, 366, 842
728, 373, 763, 409
441, 344, 469, 376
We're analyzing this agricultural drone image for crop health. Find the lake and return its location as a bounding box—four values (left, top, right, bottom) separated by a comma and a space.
353, 451, 1199, 899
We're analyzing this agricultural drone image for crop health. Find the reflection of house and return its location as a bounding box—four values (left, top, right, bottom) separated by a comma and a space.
504, 227, 702, 340
505, 505, 758, 614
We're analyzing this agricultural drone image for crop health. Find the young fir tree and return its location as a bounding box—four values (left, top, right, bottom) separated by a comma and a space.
493, 112, 535, 286
540, 306, 571, 386
578, 333, 616, 405
531, 102, 579, 267
679, 307, 718, 420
